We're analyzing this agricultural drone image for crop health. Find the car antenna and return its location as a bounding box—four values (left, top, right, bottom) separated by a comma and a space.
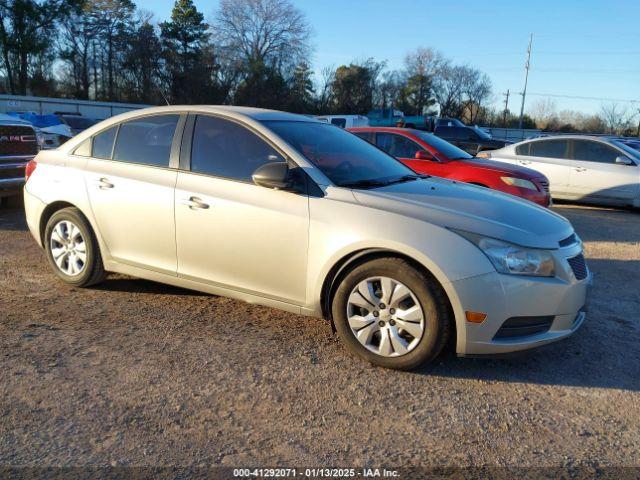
159, 89, 171, 106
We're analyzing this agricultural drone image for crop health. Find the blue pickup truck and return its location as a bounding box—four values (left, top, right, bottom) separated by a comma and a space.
366, 108, 429, 129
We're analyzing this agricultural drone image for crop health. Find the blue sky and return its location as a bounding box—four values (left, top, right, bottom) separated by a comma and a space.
138, 0, 640, 116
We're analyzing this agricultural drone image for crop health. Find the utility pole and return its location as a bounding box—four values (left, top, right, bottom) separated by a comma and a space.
636, 107, 640, 137
518, 34, 533, 129
502, 89, 510, 127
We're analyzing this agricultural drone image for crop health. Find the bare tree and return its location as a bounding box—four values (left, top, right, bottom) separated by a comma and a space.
460, 67, 492, 124
529, 98, 557, 129
214, 0, 311, 74
599, 102, 631, 134
404, 47, 445, 79
315, 64, 335, 113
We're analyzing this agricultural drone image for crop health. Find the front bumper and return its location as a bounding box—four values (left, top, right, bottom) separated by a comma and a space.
450, 242, 591, 355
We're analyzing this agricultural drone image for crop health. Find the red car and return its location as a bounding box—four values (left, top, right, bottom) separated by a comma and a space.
349, 127, 551, 207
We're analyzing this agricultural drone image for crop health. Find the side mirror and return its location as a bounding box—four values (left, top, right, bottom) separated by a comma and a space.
415, 150, 434, 161
615, 156, 633, 166
252, 161, 290, 189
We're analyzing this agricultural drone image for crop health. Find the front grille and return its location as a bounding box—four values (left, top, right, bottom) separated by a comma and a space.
0, 165, 25, 180
0, 125, 38, 156
567, 253, 588, 280
494, 316, 555, 339
559, 233, 577, 248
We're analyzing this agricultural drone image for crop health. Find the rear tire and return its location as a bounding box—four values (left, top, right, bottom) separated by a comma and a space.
332, 257, 451, 370
44, 207, 106, 287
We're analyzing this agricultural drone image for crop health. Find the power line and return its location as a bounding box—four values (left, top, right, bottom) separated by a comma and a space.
527, 93, 639, 104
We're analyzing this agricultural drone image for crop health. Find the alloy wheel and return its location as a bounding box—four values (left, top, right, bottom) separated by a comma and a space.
49, 220, 87, 277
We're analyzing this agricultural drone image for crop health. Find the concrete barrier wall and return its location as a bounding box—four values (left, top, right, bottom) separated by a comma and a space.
0, 94, 150, 120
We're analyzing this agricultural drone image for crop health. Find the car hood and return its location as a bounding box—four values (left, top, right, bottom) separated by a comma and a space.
352, 177, 572, 249
458, 157, 547, 180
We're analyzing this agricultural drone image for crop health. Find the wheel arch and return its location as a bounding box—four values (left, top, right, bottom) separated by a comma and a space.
320, 248, 456, 344
39, 201, 98, 248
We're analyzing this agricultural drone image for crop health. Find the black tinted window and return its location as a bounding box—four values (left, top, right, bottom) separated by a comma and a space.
572, 140, 620, 164
191, 115, 285, 181
354, 131, 374, 143
330, 118, 346, 128
92, 126, 117, 159
112, 115, 179, 167
376, 133, 421, 158
434, 126, 454, 138
515, 143, 531, 155
529, 139, 568, 159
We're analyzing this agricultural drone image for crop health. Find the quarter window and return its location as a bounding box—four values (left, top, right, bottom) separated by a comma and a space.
91, 126, 117, 159
73, 138, 92, 157
528, 139, 569, 159
376, 133, 422, 159
572, 140, 620, 164
353, 131, 374, 143
112, 115, 179, 167
191, 115, 285, 181
515, 143, 531, 155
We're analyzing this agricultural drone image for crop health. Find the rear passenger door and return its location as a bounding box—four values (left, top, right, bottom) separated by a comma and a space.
174, 114, 310, 305
568, 139, 639, 201
514, 139, 571, 196
82, 114, 183, 274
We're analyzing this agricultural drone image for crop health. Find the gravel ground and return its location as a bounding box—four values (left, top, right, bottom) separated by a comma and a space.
0, 201, 639, 473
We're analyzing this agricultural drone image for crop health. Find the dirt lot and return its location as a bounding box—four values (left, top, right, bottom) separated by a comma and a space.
1, 201, 639, 472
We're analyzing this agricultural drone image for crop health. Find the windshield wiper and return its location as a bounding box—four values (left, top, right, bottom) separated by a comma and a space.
337, 179, 391, 189
385, 174, 425, 185
338, 174, 427, 190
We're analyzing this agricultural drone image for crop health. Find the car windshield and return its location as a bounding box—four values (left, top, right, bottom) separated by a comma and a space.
263, 121, 418, 188
612, 140, 640, 161
413, 131, 473, 160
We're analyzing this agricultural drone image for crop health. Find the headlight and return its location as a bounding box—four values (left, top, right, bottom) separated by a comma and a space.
453, 230, 555, 277
500, 176, 539, 191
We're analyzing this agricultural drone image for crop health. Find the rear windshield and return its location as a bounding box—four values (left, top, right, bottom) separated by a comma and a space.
414, 131, 473, 159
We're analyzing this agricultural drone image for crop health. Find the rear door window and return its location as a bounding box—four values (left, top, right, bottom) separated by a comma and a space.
528, 139, 569, 159
515, 143, 531, 156
91, 126, 118, 159
112, 115, 179, 167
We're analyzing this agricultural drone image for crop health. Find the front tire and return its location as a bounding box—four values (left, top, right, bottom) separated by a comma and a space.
332, 257, 451, 370
44, 207, 106, 287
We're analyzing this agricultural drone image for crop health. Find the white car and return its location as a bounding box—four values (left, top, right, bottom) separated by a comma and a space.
24, 106, 590, 370
315, 114, 369, 128
479, 135, 640, 208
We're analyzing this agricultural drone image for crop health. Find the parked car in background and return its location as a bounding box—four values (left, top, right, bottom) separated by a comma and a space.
56, 113, 100, 136
24, 106, 589, 370
315, 114, 369, 128
433, 124, 510, 155
349, 127, 551, 207
367, 108, 429, 129
616, 137, 640, 153
0, 113, 38, 202
478, 135, 640, 208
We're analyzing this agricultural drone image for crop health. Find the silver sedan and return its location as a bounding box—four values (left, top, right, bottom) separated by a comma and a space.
24, 106, 590, 370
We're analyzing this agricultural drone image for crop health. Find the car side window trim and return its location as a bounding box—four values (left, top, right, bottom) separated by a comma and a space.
76, 112, 187, 170
180, 112, 322, 196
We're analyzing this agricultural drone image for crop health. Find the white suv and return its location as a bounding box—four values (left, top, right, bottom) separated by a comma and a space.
24, 106, 591, 370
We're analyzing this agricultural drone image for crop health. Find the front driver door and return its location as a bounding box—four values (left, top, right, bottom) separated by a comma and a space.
568, 139, 639, 202
84, 114, 181, 274
174, 114, 309, 305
